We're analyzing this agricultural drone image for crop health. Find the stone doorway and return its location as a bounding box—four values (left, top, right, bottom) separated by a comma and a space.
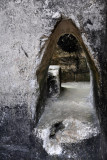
35, 19, 101, 159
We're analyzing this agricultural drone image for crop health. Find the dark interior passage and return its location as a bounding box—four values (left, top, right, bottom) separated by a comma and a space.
51, 34, 90, 82
36, 19, 102, 159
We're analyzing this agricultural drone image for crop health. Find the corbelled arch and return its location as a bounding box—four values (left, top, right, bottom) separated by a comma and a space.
36, 19, 100, 124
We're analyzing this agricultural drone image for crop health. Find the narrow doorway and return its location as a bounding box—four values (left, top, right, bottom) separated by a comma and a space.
36, 20, 100, 159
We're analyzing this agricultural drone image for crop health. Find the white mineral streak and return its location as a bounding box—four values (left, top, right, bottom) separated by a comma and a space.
52, 12, 61, 19
70, 14, 81, 29
35, 127, 63, 155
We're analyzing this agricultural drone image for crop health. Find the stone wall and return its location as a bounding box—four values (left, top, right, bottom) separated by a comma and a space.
51, 45, 90, 82
0, 0, 107, 159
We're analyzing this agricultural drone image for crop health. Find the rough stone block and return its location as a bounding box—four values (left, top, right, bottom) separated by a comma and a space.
47, 65, 61, 98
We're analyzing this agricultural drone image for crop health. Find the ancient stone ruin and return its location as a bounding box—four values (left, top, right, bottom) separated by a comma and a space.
0, 0, 107, 160
51, 34, 90, 82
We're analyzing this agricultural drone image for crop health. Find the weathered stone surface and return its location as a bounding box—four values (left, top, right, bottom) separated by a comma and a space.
36, 82, 100, 159
47, 65, 61, 98
0, 0, 106, 159
51, 45, 90, 82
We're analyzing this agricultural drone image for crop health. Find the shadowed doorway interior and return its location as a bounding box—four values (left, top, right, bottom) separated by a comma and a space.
36, 20, 100, 158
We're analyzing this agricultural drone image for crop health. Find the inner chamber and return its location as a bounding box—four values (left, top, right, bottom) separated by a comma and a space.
51, 34, 90, 83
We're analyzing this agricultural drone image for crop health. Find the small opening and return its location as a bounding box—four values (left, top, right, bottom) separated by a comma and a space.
57, 34, 81, 53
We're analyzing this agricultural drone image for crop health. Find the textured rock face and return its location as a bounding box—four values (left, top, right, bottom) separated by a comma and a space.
51, 44, 90, 82
0, 0, 107, 159
47, 65, 61, 98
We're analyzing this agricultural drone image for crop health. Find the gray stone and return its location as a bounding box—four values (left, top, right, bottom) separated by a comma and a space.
0, 0, 106, 159
47, 65, 61, 98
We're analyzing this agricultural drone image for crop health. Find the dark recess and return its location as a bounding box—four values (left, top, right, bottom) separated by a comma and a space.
57, 34, 81, 53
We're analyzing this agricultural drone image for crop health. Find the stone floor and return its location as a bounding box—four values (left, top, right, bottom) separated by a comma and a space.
35, 82, 100, 156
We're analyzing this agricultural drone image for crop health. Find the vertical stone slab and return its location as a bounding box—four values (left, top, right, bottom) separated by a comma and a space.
47, 65, 61, 98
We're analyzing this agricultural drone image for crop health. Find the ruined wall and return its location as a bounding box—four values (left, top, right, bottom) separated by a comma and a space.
0, 0, 107, 159
51, 45, 90, 82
